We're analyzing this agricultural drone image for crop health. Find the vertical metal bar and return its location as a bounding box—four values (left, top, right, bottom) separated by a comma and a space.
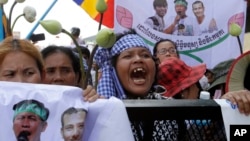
25, 0, 58, 39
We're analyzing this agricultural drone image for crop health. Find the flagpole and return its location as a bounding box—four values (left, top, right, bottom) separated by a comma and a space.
0, 5, 4, 41
26, 0, 58, 39
83, 0, 107, 89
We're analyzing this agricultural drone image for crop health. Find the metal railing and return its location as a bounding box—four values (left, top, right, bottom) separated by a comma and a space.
123, 99, 227, 141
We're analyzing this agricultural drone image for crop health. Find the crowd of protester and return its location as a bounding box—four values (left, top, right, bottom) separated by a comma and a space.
0, 2, 249, 139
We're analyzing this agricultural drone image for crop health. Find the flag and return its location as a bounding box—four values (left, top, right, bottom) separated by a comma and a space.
73, 0, 114, 28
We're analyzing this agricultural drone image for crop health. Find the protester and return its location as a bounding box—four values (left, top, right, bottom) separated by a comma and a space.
153, 40, 212, 140
144, 0, 168, 32
95, 29, 250, 140
207, 59, 235, 98
95, 29, 158, 99
157, 57, 206, 99
12, 99, 49, 141
153, 39, 209, 91
95, 29, 187, 140
222, 50, 250, 115
0, 37, 98, 102
70, 27, 85, 46
157, 57, 227, 140
41, 46, 82, 87
0, 37, 44, 83
153, 39, 179, 64
61, 107, 87, 141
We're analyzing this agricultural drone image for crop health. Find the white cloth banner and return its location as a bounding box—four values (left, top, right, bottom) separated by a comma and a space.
215, 99, 250, 141
114, 0, 247, 68
1, 81, 249, 141
0, 82, 134, 141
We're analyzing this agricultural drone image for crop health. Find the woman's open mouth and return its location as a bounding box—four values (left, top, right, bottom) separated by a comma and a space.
131, 67, 146, 84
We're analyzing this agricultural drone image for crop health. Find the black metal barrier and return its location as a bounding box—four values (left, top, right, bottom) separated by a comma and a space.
123, 99, 227, 141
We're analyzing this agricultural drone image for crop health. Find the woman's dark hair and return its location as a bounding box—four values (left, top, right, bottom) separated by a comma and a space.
41, 45, 81, 83
72, 46, 90, 60
153, 39, 179, 58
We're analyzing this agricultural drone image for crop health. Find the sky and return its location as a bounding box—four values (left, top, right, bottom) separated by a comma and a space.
3, 0, 105, 48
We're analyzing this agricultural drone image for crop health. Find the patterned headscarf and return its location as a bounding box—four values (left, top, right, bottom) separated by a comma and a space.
174, 0, 188, 7
94, 34, 151, 99
13, 99, 49, 121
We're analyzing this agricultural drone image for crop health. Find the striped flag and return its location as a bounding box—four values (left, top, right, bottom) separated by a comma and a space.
73, 0, 114, 28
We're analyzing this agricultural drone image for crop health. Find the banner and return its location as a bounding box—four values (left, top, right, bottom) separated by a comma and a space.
0, 81, 250, 140
215, 99, 250, 141
0, 81, 133, 141
114, 0, 247, 68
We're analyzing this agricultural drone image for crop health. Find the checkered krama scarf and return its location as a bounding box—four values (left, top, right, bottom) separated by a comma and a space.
95, 34, 151, 99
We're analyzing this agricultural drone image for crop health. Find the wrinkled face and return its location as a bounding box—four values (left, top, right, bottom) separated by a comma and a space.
175, 4, 187, 16
61, 111, 86, 141
43, 52, 78, 86
192, 3, 204, 18
116, 47, 156, 97
0, 52, 42, 83
13, 112, 47, 141
155, 5, 167, 17
155, 41, 179, 63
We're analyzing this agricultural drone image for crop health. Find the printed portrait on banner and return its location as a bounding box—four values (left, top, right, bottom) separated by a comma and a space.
114, 0, 247, 68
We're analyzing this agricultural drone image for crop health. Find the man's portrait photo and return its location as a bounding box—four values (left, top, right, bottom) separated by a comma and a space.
61, 107, 87, 141
12, 99, 50, 141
